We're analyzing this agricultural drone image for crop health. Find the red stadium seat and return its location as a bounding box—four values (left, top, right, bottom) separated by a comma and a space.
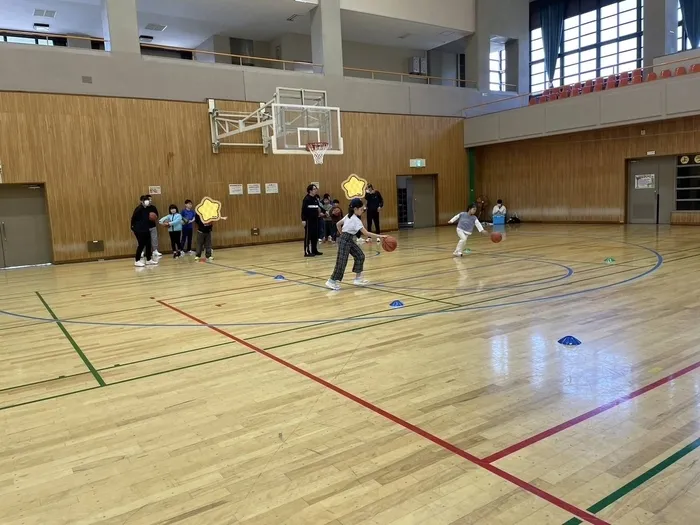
632, 68, 643, 78
560, 89, 570, 98
691, 63, 700, 74
538, 95, 549, 103
618, 72, 630, 86
647, 71, 658, 81
675, 66, 687, 76
593, 77, 604, 91
529, 97, 537, 105
605, 75, 617, 89
661, 69, 672, 78
631, 74, 643, 84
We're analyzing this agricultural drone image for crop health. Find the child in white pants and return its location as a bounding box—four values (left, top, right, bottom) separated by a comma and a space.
448, 203, 486, 256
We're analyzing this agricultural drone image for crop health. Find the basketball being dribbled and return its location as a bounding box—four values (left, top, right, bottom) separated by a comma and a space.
490, 232, 502, 243
382, 236, 398, 252
149, 212, 157, 222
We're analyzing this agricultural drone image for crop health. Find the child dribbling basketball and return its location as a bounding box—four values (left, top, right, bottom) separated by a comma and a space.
448, 203, 487, 257
326, 198, 385, 291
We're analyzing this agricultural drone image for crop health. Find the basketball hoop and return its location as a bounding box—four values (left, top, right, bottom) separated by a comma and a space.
306, 142, 330, 165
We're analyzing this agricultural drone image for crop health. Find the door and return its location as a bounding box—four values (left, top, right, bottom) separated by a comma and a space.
412, 175, 437, 228
628, 160, 658, 224
0, 185, 53, 268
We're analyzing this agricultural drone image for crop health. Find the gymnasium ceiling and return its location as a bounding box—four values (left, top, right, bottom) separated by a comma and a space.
1, 0, 468, 50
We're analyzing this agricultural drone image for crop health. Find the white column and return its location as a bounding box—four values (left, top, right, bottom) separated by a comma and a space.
310, 0, 344, 76
643, 0, 678, 68
101, 0, 140, 55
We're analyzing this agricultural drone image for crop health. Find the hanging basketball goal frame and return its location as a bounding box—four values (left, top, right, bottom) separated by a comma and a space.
207, 87, 343, 159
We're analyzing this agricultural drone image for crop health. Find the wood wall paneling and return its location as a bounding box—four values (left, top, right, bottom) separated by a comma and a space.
671, 212, 700, 225
474, 116, 700, 223
0, 92, 467, 262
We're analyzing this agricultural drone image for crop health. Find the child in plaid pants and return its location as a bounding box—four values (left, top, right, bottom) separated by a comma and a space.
326, 198, 385, 291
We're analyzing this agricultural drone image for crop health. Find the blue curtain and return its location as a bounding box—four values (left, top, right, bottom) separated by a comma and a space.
539, 0, 566, 87
680, 0, 700, 49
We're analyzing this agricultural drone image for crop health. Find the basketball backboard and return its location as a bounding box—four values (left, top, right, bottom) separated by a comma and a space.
208, 87, 343, 158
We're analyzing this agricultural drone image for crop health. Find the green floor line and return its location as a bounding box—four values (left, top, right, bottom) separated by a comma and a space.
563, 436, 700, 525
0, 349, 256, 412
35, 292, 106, 387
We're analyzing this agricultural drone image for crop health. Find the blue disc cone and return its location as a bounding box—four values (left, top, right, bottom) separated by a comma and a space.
274, 275, 285, 281
246, 271, 256, 275
390, 300, 404, 309
558, 336, 581, 346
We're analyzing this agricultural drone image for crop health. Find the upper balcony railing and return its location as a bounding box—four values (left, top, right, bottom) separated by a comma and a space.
460, 53, 700, 119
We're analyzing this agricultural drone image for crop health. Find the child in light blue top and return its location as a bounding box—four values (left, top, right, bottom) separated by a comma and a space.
159, 204, 184, 258
448, 202, 486, 257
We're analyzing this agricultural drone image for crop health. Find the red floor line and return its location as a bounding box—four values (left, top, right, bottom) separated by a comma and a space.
483, 359, 700, 464
156, 299, 609, 525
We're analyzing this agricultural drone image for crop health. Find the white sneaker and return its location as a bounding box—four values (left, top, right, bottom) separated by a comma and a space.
208, 255, 214, 261
376, 238, 381, 243
453, 252, 463, 257
134, 260, 145, 267
353, 278, 369, 286
325, 279, 341, 291
194, 256, 200, 262
146, 259, 158, 266
153, 251, 162, 257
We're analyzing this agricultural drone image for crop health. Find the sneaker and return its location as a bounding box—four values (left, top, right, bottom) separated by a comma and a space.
188, 251, 196, 255
145, 259, 158, 266
313, 251, 323, 256
353, 278, 369, 286
134, 260, 145, 267
453, 252, 463, 257
325, 279, 341, 291
376, 238, 381, 243
194, 256, 200, 262
208, 255, 214, 261
153, 250, 162, 257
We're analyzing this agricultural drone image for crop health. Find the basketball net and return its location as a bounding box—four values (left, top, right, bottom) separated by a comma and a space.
306, 142, 330, 165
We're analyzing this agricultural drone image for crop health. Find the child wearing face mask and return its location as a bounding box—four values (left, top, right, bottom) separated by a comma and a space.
130, 195, 158, 267
159, 204, 184, 258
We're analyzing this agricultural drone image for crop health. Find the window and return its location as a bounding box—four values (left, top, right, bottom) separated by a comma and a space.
678, 1, 693, 51
530, 0, 643, 93
1, 33, 56, 46
489, 48, 507, 91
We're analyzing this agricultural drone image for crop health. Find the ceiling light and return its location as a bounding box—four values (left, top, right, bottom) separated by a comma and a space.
33, 23, 50, 32
294, 0, 317, 4
144, 23, 167, 32
33, 9, 56, 18
287, 14, 301, 22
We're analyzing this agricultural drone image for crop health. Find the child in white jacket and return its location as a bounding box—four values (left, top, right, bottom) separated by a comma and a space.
448, 203, 486, 256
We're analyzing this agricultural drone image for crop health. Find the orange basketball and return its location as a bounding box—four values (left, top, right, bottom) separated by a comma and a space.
382, 236, 398, 252
490, 232, 502, 243
149, 212, 157, 222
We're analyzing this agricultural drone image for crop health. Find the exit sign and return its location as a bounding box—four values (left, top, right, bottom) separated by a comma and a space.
410, 158, 426, 168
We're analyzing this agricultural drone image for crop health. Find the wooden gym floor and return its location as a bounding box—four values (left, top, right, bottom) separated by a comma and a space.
1, 224, 699, 525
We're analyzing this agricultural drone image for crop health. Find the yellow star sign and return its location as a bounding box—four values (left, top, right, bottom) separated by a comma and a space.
342, 174, 368, 199
195, 197, 223, 222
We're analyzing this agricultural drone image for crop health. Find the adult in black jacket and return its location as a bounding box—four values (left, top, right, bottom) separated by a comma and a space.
364, 184, 383, 236
130, 195, 157, 267
301, 184, 323, 257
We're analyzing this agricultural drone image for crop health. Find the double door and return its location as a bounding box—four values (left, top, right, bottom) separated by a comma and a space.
627, 158, 675, 224
0, 185, 53, 268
